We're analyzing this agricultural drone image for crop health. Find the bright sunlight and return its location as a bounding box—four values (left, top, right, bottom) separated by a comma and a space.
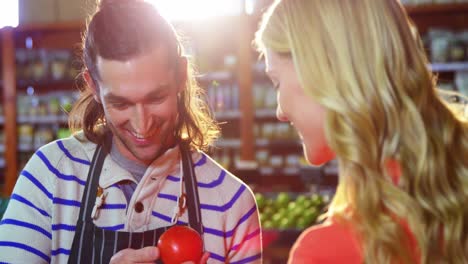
146, 0, 244, 21
0, 0, 19, 28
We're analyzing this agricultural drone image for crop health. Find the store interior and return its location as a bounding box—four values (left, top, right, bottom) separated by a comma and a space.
1, 0, 468, 262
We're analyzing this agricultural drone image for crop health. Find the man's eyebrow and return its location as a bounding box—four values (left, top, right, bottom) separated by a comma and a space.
146, 84, 171, 98
104, 93, 129, 103
104, 84, 171, 102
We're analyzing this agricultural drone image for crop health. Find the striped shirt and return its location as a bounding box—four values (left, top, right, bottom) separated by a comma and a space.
0, 132, 262, 263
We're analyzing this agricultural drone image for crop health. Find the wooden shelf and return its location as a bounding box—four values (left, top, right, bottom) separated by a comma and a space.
403, 3, 468, 34
17, 79, 79, 90
215, 138, 300, 149
255, 108, 276, 119
214, 110, 241, 120
242, 173, 306, 192
258, 167, 301, 176
14, 21, 84, 33
17, 115, 68, 124
430, 62, 468, 72
405, 3, 468, 15
18, 143, 33, 152
256, 139, 302, 148
196, 71, 233, 83
214, 138, 301, 149
215, 138, 241, 148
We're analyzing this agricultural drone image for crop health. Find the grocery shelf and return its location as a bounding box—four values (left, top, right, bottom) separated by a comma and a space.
242, 173, 306, 192
255, 108, 276, 119
18, 144, 34, 152
430, 62, 468, 72
215, 138, 301, 149
256, 139, 302, 148
405, 3, 468, 15
215, 138, 241, 148
16, 79, 79, 91
214, 110, 241, 120
17, 115, 68, 124
196, 71, 233, 83
259, 167, 301, 176
323, 164, 339, 175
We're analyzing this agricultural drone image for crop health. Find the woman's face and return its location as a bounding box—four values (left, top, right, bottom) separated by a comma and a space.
265, 49, 335, 166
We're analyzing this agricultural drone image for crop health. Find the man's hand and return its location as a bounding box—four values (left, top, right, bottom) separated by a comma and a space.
182, 252, 210, 264
110, 246, 160, 264
110, 247, 210, 264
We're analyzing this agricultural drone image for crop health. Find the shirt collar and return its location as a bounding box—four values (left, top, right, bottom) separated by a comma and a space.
98, 144, 181, 188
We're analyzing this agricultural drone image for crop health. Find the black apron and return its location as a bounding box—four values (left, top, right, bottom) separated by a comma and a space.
68, 142, 203, 264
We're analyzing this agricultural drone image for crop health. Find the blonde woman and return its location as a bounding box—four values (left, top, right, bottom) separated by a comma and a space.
255, 0, 468, 263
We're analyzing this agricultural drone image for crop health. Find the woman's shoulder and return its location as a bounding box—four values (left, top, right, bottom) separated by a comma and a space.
288, 220, 362, 264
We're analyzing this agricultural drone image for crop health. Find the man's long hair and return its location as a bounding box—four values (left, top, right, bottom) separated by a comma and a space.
69, 0, 219, 150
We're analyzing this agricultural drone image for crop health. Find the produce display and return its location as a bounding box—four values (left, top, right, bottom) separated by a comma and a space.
256, 192, 330, 230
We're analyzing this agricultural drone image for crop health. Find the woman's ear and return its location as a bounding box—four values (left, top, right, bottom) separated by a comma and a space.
177, 56, 188, 93
83, 70, 101, 103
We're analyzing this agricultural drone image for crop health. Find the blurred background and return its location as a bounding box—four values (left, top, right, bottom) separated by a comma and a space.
0, 0, 467, 262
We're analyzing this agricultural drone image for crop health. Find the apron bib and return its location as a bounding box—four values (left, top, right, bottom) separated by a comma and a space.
68, 142, 203, 264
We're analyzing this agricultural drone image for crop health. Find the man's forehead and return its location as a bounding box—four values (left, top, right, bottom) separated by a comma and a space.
96, 46, 171, 70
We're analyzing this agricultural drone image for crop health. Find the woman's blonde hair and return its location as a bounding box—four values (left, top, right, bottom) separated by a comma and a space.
255, 0, 468, 263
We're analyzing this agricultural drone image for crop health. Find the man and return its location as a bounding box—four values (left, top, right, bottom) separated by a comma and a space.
0, 1, 262, 263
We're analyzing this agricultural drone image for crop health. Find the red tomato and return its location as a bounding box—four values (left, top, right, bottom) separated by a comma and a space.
157, 225, 203, 264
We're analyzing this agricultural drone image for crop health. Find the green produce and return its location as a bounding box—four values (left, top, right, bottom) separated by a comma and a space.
257, 192, 329, 231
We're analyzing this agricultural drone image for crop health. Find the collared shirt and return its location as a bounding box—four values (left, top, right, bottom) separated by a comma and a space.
109, 140, 147, 204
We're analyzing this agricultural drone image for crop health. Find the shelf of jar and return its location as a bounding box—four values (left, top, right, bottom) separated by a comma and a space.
214, 138, 241, 148
17, 115, 68, 124
18, 144, 34, 152
242, 173, 306, 192
256, 139, 302, 148
430, 62, 468, 72
258, 167, 303, 176
214, 110, 241, 120
196, 71, 234, 83
15, 78, 80, 90
256, 164, 338, 177
255, 108, 276, 119
214, 138, 302, 148
213, 109, 280, 120
18, 143, 53, 152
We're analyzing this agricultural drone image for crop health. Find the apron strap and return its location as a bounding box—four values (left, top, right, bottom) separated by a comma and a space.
68, 139, 109, 263
81, 143, 108, 221
69, 139, 203, 264
180, 142, 204, 236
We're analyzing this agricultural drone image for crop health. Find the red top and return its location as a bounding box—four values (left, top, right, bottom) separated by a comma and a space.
288, 160, 421, 263
288, 220, 362, 264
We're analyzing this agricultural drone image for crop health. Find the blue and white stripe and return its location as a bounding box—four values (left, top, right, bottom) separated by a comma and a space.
0, 135, 262, 263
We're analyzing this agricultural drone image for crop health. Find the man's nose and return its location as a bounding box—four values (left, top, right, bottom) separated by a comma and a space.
131, 104, 152, 135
